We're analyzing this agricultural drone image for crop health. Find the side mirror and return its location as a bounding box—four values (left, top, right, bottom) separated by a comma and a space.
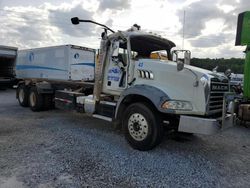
112, 41, 119, 57
71, 17, 80, 25
212, 66, 218, 73
184, 51, 191, 65
177, 61, 184, 71
225, 69, 232, 78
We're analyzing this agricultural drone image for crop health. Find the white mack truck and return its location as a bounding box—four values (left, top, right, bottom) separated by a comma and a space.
15, 17, 235, 150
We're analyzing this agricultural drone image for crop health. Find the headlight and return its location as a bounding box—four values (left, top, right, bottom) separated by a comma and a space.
161, 100, 193, 111
200, 74, 209, 87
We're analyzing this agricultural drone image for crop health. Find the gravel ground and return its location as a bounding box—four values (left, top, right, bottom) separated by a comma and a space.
0, 89, 249, 188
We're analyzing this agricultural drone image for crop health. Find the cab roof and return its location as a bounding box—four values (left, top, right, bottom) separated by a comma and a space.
108, 30, 176, 55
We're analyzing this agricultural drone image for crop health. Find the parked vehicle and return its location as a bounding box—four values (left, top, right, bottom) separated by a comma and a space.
0, 45, 18, 88
234, 11, 250, 124
15, 18, 235, 150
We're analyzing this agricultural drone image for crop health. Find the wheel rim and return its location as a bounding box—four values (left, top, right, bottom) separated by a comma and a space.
29, 92, 36, 107
128, 113, 149, 141
18, 89, 25, 103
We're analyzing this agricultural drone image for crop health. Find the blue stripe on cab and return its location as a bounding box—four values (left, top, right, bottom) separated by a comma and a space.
16, 65, 67, 72
71, 63, 95, 67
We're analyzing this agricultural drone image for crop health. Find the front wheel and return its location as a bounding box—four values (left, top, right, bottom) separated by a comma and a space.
122, 103, 163, 151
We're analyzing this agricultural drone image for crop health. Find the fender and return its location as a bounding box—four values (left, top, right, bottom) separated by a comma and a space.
36, 82, 54, 94
115, 84, 174, 119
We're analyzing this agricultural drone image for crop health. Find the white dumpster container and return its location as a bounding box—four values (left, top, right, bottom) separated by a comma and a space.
16, 45, 95, 81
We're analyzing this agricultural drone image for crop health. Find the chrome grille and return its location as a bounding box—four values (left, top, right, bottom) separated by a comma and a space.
208, 78, 229, 114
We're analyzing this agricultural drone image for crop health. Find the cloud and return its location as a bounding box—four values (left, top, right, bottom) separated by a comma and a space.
0, 6, 62, 49
178, 0, 250, 39
221, 0, 250, 31
98, 0, 131, 11
0, 2, 101, 49
48, 5, 96, 38
189, 33, 234, 48
177, 0, 224, 38
174, 0, 249, 58
237, 0, 250, 11
0, 0, 247, 58
105, 18, 113, 27
218, 44, 244, 58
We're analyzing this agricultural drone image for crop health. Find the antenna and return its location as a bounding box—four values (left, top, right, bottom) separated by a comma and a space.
182, 10, 186, 50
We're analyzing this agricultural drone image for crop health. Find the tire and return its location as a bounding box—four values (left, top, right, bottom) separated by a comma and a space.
17, 84, 29, 107
122, 102, 164, 151
29, 86, 44, 112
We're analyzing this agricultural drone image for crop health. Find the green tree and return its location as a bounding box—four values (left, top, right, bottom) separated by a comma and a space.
190, 58, 244, 74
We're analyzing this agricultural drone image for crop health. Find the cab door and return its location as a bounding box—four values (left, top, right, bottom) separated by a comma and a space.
102, 40, 128, 95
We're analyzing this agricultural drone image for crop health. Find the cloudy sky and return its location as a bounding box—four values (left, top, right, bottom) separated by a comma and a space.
0, 0, 248, 58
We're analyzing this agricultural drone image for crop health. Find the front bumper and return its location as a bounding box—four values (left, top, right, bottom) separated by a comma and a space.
178, 114, 235, 135
178, 93, 236, 135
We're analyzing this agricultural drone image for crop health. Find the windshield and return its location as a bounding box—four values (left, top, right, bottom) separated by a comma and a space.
129, 35, 176, 60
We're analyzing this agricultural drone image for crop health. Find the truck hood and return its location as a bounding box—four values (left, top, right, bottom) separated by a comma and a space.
138, 58, 227, 80
184, 63, 228, 80
134, 59, 228, 115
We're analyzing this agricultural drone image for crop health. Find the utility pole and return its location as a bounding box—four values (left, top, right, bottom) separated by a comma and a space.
182, 10, 186, 50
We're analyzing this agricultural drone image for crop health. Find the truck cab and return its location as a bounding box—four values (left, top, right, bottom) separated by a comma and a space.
101, 31, 175, 96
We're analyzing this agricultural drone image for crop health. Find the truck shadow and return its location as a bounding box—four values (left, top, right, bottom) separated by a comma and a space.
167, 132, 196, 143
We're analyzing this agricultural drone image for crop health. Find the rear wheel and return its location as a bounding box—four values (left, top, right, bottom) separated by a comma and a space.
17, 84, 29, 107
29, 86, 44, 112
122, 103, 163, 151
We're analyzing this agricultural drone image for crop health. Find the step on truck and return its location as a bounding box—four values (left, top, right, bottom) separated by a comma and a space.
15, 17, 235, 150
